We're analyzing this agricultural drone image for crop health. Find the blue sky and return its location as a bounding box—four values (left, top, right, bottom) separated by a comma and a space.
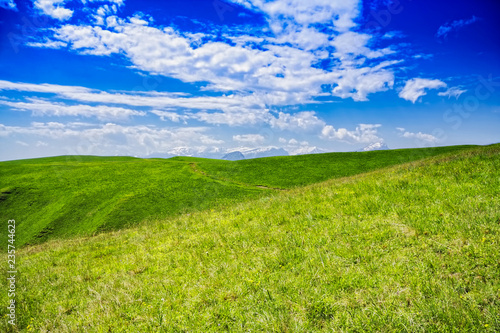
0, 0, 499, 160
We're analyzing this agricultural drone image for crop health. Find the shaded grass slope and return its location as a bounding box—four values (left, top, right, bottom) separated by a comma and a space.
1, 144, 499, 331
0, 156, 268, 247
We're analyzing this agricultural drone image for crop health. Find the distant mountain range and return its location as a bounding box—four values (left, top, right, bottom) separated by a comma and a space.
360, 142, 389, 152
146, 142, 390, 160
222, 151, 245, 161
222, 147, 289, 160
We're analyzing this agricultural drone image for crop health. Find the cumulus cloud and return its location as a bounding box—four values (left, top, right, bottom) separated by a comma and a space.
232, 134, 265, 144
330, 31, 394, 59
34, 0, 73, 21
0, 122, 224, 157
270, 111, 325, 132
436, 16, 480, 40
231, 0, 360, 31
399, 78, 447, 103
26, 0, 400, 103
91, 1, 125, 25
396, 127, 438, 143
321, 123, 382, 143
331, 61, 397, 101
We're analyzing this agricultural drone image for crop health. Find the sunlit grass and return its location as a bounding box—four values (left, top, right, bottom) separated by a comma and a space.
1, 144, 498, 331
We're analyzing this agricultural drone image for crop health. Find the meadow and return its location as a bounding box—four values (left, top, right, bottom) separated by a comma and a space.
0, 145, 474, 247
0, 143, 499, 331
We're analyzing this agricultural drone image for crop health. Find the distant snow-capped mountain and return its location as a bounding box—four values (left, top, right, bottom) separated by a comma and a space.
146, 145, 327, 160
288, 146, 328, 155
222, 151, 245, 160
361, 142, 389, 152
227, 147, 289, 159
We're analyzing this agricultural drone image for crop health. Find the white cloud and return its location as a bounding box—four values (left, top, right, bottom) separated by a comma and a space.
0, 0, 17, 11
270, 111, 325, 132
399, 78, 447, 103
190, 109, 272, 127
92, 3, 123, 25
0, 98, 145, 121
0, 80, 91, 94
396, 127, 438, 143
85, 0, 124, 5
436, 16, 480, 39
26, 0, 401, 104
34, 0, 73, 21
269, 26, 330, 51
321, 123, 382, 143
151, 110, 189, 123
0, 122, 224, 157
0, 80, 275, 124
331, 61, 397, 101
26, 40, 68, 49
0, 80, 318, 129
331, 31, 394, 59
231, 0, 360, 31
0, 79, 384, 141
0, 80, 274, 113
232, 134, 265, 144
438, 86, 466, 99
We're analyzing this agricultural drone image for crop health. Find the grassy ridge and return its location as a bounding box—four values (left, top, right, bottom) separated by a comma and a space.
1, 146, 475, 247
2, 144, 499, 331
194, 145, 476, 188
0, 156, 268, 247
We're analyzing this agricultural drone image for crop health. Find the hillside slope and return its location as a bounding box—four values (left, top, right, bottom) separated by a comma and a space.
1, 145, 475, 247
194, 145, 476, 188
0, 156, 268, 247
2, 144, 499, 331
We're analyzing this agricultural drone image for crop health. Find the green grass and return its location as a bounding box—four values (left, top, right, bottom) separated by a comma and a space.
0, 145, 476, 247
1, 144, 499, 331
0, 155, 268, 247
192, 145, 476, 188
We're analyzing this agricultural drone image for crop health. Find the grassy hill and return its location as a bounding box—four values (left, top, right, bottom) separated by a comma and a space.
1, 144, 499, 331
0, 145, 476, 247
0, 156, 267, 247
191, 145, 477, 189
